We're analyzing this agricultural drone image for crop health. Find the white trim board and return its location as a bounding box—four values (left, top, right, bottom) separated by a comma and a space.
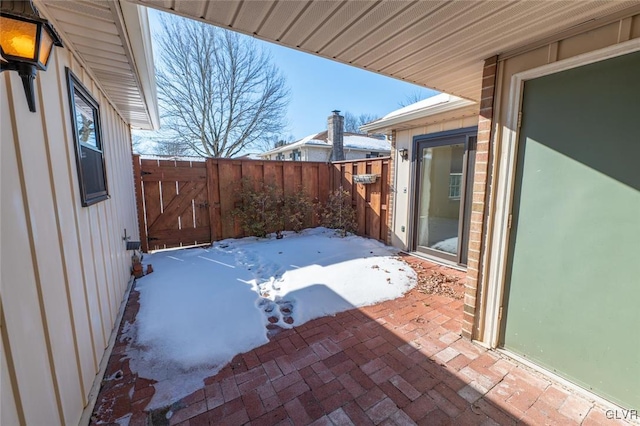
482, 38, 640, 348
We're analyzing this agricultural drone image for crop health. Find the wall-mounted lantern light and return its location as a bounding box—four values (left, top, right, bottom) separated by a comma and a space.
0, 0, 62, 112
398, 148, 409, 161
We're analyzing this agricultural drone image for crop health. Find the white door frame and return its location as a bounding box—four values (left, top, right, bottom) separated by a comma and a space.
482, 38, 640, 348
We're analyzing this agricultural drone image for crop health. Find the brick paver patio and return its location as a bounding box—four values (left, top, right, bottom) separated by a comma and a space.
91, 258, 630, 425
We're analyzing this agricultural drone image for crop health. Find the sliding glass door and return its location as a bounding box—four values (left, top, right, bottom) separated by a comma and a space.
414, 129, 476, 265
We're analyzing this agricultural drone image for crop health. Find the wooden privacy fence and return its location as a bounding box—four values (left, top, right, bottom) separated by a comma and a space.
133, 155, 391, 252
331, 158, 391, 244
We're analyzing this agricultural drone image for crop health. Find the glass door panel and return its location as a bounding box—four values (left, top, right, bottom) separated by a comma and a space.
416, 142, 465, 260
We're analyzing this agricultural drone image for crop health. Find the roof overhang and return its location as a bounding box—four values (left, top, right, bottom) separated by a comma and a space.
261, 142, 310, 156
361, 94, 477, 134
127, 0, 640, 102
39, 0, 159, 130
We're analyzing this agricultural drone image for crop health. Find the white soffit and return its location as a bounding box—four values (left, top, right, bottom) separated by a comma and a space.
129, 0, 638, 101
41, 0, 159, 130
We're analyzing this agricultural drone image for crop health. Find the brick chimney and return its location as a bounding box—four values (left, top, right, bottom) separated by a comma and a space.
328, 110, 345, 161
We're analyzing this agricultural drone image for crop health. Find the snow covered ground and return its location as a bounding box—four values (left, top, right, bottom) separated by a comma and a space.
431, 237, 458, 254
123, 228, 416, 409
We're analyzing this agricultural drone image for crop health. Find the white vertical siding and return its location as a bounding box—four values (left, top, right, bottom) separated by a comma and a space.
305, 147, 331, 162
1, 44, 139, 425
1, 75, 62, 425
343, 150, 372, 161
1, 336, 22, 426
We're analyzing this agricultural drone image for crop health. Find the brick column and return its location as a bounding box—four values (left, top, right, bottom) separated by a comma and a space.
386, 131, 396, 245
462, 56, 498, 339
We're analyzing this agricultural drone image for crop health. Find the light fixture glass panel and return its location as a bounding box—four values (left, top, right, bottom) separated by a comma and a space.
38, 26, 54, 66
0, 16, 37, 60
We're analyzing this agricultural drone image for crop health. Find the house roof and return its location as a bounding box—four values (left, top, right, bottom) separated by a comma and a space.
40, 0, 159, 130
129, 1, 640, 101
261, 131, 390, 156
360, 94, 478, 133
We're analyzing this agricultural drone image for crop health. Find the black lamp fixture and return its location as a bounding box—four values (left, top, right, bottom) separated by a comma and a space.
398, 148, 409, 161
0, 0, 62, 112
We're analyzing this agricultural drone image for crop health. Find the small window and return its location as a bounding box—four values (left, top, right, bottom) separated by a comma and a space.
366, 152, 380, 158
449, 173, 462, 200
289, 149, 301, 161
67, 69, 108, 206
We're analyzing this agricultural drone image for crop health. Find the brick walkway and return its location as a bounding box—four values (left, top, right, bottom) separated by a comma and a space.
91, 259, 629, 426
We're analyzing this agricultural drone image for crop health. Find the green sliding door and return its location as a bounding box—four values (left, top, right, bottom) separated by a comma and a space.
501, 51, 640, 409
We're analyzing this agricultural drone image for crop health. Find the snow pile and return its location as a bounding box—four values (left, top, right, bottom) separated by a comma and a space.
380, 93, 453, 119
343, 134, 391, 151
125, 247, 268, 409
125, 228, 416, 408
431, 237, 458, 254
225, 228, 414, 327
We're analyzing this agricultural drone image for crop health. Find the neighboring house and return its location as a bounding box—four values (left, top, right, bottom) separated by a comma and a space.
3, 1, 639, 424
235, 152, 263, 160
260, 111, 390, 162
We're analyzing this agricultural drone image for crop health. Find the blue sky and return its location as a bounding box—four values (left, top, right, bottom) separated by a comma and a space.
147, 9, 437, 141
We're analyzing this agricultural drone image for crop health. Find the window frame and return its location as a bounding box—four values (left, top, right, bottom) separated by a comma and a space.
290, 149, 301, 161
66, 68, 109, 206
448, 172, 463, 200
410, 127, 478, 266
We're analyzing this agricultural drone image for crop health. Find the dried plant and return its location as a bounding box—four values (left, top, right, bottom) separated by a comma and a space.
319, 187, 357, 237
232, 178, 283, 238
232, 180, 313, 237
283, 189, 313, 233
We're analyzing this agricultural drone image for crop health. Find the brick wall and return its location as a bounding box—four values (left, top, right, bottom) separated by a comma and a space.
462, 56, 498, 339
386, 131, 397, 245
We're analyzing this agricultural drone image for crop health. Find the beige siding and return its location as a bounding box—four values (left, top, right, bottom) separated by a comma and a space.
496, 15, 640, 131
1, 334, 21, 426
391, 114, 478, 250
1, 45, 138, 425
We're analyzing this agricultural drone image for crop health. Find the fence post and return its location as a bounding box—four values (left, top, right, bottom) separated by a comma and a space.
206, 158, 216, 242
132, 154, 149, 253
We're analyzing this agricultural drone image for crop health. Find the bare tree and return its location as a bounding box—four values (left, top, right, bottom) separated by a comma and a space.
343, 112, 379, 134
153, 138, 193, 157
131, 132, 144, 153
254, 133, 296, 153
155, 16, 289, 157
131, 130, 156, 154
131, 129, 193, 156
398, 89, 437, 107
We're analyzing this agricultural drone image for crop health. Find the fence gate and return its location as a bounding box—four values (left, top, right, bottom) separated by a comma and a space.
133, 155, 211, 252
